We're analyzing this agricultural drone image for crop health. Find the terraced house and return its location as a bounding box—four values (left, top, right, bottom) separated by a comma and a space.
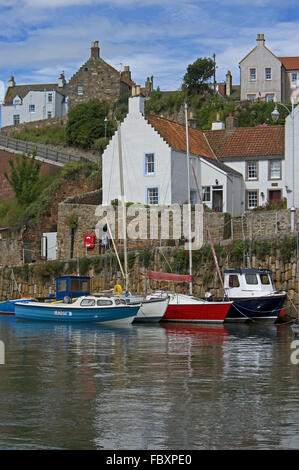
1, 74, 68, 128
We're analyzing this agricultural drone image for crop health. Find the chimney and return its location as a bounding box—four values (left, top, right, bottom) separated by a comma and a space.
226, 113, 238, 132
226, 70, 232, 97
58, 72, 66, 88
212, 112, 225, 130
121, 66, 131, 81
8, 75, 15, 87
129, 87, 145, 115
256, 33, 265, 44
90, 40, 100, 59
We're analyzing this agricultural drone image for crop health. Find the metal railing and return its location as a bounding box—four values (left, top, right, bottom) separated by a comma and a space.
0, 134, 82, 165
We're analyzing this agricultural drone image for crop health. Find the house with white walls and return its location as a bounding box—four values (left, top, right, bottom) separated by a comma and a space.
102, 92, 244, 216
204, 115, 285, 209
1, 74, 68, 128
285, 107, 299, 209
240, 34, 299, 103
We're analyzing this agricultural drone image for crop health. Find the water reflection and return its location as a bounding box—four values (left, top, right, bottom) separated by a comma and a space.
0, 315, 299, 449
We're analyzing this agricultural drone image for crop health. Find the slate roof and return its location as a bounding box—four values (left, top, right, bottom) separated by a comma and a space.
204, 125, 285, 159
3, 83, 67, 105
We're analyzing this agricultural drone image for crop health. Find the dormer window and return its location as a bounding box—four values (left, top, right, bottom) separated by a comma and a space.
13, 95, 22, 105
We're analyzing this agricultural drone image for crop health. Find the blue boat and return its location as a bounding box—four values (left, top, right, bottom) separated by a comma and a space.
14, 294, 140, 325
0, 297, 36, 315
223, 268, 287, 323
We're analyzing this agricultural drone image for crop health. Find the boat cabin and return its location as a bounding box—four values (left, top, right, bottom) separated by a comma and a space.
224, 269, 276, 297
56, 275, 90, 301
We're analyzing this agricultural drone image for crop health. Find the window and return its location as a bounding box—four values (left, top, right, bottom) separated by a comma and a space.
29, 104, 35, 113
247, 190, 258, 209
249, 68, 256, 80
147, 187, 159, 204
247, 162, 258, 180
80, 298, 95, 306
269, 160, 281, 180
97, 299, 113, 306
245, 274, 258, 285
47, 111, 52, 119
229, 275, 240, 288
265, 68, 272, 80
144, 153, 155, 175
13, 114, 20, 125
247, 94, 256, 101
58, 280, 66, 292
47, 93, 53, 103
292, 73, 297, 86
266, 94, 274, 102
202, 186, 211, 202
260, 274, 270, 285
77, 85, 83, 95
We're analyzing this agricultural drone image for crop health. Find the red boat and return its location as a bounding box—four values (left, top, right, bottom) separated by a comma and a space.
146, 271, 232, 324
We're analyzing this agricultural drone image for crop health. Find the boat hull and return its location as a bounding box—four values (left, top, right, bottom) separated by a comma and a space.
15, 302, 139, 325
0, 298, 36, 315
225, 294, 287, 323
162, 302, 231, 324
133, 297, 169, 323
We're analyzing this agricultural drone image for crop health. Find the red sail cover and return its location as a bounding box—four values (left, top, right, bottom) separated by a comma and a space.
147, 270, 192, 283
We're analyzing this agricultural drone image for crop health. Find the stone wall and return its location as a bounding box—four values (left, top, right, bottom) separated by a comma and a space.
0, 245, 298, 320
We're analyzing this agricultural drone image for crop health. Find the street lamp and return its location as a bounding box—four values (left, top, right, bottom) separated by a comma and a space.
271, 98, 299, 232
104, 117, 108, 138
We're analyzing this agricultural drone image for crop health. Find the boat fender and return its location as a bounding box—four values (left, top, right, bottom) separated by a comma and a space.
114, 284, 123, 295
64, 296, 71, 304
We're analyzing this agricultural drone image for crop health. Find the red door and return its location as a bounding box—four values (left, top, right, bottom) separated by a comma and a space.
269, 190, 281, 202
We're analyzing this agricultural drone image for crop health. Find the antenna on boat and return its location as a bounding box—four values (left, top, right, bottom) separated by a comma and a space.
184, 102, 193, 296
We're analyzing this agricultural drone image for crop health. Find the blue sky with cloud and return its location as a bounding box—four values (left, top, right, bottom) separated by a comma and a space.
0, 0, 299, 103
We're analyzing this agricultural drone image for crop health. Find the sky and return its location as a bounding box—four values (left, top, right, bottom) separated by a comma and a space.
0, 0, 299, 103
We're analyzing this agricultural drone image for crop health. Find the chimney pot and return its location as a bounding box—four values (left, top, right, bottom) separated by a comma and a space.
90, 40, 100, 59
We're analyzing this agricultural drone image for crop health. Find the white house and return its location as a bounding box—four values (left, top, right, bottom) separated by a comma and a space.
205, 115, 285, 209
1, 74, 68, 128
102, 93, 244, 216
285, 106, 299, 209
240, 34, 299, 103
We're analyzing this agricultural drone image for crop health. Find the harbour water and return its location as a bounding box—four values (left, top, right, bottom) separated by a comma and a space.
1, 314, 299, 450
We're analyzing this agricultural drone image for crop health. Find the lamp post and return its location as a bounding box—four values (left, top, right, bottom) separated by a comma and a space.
104, 117, 108, 138
271, 98, 299, 232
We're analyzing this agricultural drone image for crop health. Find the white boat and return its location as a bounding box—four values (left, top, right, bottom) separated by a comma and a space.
130, 295, 170, 323
223, 268, 287, 323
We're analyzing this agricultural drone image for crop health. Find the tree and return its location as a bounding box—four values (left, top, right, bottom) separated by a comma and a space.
183, 57, 215, 96
65, 99, 116, 149
4, 152, 41, 206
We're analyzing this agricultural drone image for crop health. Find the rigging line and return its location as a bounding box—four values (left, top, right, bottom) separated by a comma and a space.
191, 163, 225, 291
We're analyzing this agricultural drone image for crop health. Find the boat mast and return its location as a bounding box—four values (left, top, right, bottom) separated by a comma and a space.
117, 121, 128, 292
185, 102, 193, 295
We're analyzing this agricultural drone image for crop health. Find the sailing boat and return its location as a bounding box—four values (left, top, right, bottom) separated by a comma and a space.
103, 121, 169, 323
145, 103, 232, 324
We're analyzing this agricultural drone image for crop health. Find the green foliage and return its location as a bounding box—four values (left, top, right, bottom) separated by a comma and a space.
67, 214, 79, 229
65, 99, 115, 149
279, 237, 297, 263
4, 152, 41, 206
139, 247, 154, 268
183, 57, 215, 96
10, 126, 67, 147
79, 257, 93, 275
35, 260, 65, 280
145, 90, 185, 114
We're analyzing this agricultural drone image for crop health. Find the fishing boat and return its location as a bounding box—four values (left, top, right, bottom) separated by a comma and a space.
146, 271, 232, 323
0, 297, 36, 315
14, 294, 140, 325
223, 268, 287, 323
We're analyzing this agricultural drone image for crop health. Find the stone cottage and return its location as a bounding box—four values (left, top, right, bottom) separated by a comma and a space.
67, 41, 136, 109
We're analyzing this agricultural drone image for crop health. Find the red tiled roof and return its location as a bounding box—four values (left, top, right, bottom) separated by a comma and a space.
204, 125, 284, 159
278, 57, 299, 70
146, 114, 215, 159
